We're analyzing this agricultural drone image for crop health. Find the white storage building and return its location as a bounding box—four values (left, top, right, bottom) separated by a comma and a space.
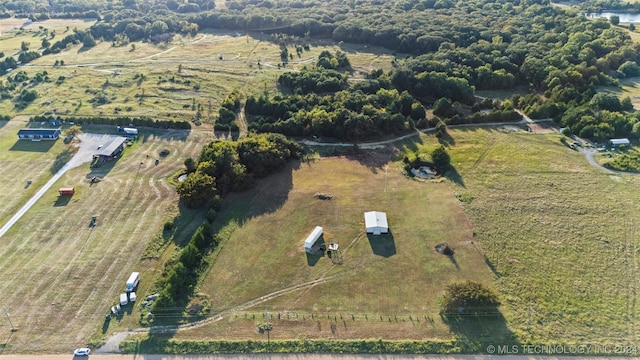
304, 226, 323, 253
610, 138, 630, 147
364, 211, 388, 235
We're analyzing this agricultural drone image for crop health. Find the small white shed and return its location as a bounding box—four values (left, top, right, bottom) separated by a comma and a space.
304, 226, 323, 253
365, 211, 388, 235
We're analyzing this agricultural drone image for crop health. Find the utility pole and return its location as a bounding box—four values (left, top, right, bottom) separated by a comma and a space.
3, 308, 15, 332
265, 307, 270, 351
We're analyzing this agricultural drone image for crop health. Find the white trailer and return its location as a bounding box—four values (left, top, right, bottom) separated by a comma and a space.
304, 226, 323, 253
126, 272, 140, 292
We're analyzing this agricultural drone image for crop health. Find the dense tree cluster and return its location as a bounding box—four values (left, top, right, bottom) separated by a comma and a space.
177, 133, 303, 208
248, 67, 427, 140
153, 223, 217, 313
2, 0, 640, 142
29, 114, 191, 129
215, 90, 241, 131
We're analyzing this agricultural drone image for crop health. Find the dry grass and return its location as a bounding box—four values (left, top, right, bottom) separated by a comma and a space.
171, 150, 494, 342
0, 122, 213, 353
0, 26, 398, 122
167, 128, 640, 347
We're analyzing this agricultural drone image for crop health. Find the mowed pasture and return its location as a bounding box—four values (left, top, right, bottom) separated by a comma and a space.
169, 148, 497, 342
433, 128, 640, 345
0, 117, 69, 226
0, 121, 213, 353
0, 19, 396, 120
162, 127, 640, 347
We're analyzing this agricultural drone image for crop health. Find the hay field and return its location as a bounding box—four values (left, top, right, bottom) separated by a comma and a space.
165, 127, 640, 347
170, 148, 496, 342
0, 123, 213, 353
0, 23, 396, 121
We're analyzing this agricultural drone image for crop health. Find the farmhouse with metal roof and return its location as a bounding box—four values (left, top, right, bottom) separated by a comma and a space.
17, 128, 61, 141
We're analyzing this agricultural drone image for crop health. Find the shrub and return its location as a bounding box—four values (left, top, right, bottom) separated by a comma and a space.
430, 145, 450, 170
439, 281, 500, 317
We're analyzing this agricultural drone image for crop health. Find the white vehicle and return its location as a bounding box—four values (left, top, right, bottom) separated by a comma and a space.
74, 347, 90, 356
126, 272, 140, 292
129, 291, 137, 302
119, 293, 128, 306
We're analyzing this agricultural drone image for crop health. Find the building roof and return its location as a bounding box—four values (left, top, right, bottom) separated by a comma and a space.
610, 138, 630, 145
17, 128, 61, 136
364, 211, 388, 229
96, 136, 128, 157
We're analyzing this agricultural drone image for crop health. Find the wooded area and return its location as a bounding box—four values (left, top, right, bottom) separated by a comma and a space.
1, 0, 639, 142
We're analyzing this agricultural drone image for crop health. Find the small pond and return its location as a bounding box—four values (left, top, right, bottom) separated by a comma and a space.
411, 166, 439, 179
587, 11, 640, 23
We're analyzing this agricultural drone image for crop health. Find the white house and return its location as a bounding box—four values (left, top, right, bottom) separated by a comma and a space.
610, 138, 630, 147
364, 211, 388, 235
304, 226, 323, 253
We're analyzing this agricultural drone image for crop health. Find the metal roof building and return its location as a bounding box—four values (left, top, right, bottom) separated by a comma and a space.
610, 138, 630, 147
94, 136, 128, 161
17, 128, 61, 141
364, 211, 388, 235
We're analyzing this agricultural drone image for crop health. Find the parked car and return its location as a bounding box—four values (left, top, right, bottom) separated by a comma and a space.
73, 347, 90, 356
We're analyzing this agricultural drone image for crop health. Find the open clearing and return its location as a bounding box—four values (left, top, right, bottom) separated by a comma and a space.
167, 150, 494, 342
0, 19, 396, 121
1, 120, 639, 351
0, 122, 213, 353
129, 128, 640, 347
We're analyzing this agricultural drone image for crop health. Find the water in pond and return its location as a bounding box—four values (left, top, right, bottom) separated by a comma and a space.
587, 11, 640, 23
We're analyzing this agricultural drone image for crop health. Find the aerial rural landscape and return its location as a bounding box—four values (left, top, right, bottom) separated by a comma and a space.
1, 0, 640, 356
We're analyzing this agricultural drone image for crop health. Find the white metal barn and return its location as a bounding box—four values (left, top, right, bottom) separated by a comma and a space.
364, 211, 388, 235
304, 226, 323, 253
610, 138, 630, 147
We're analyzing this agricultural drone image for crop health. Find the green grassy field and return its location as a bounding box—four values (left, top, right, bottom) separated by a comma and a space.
1, 16, 639, 353
0, 19, 396, 122
0, 121, 213, 353
172, 150, 494, 342
144, 127, 640, 348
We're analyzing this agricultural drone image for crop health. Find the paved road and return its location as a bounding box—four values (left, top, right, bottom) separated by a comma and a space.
1, 355, 639, 360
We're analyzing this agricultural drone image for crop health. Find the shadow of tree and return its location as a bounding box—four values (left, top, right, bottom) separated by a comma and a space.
50, 148, 77, 174
443, 312, 520, 353
444, 165, 465, 187
437, 131, 456, 146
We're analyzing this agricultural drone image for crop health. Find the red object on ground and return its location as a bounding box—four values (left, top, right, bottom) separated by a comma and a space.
58, 188, 74, 196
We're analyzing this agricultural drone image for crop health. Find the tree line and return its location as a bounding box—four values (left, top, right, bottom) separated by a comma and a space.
29, 115, 191, 129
